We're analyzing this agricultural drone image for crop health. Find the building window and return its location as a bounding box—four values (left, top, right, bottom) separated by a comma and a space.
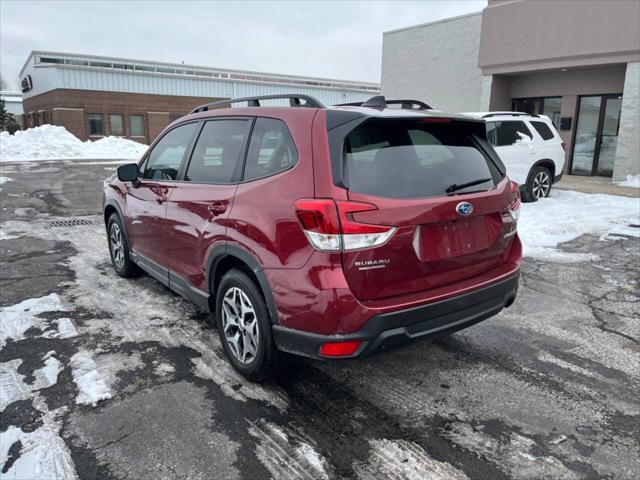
88, 114, 104, 136
512, 97, 562, 129
110, 114, 124, 136
130, 115, 145, 137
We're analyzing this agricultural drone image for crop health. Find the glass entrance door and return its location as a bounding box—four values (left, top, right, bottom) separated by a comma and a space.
571, 94, 623, 176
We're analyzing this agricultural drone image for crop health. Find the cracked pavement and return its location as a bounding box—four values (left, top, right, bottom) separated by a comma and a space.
1, 160, 639, 479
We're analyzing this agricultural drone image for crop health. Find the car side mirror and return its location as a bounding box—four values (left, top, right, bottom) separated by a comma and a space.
117, 163, 140, 186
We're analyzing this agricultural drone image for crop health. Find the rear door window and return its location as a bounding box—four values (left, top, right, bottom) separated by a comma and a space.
344, 120, 501, 199
143, 122, 198, 180
185, 119, 251, 184
244, 118, 298, 181
486, 120, 532, 147
530, 121, 555, 141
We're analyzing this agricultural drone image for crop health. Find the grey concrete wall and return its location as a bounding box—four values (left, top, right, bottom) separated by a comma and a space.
479, 0, 640, 74
614, 62, 640, 181
381, 13, 484, 112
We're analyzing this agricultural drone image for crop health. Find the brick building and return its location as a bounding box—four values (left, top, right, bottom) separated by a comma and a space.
19, 51, 380, 144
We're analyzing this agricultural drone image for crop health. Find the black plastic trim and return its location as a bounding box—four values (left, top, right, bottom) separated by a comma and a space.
190, 94, 325, 114
272, 274, 519, 360
130, 251, 169, 287
205, 244, 279, 324
168, 271, 211, 311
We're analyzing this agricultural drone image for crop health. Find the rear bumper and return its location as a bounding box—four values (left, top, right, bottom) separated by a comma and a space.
553, 171, 564, 184
272, 273, 519, 360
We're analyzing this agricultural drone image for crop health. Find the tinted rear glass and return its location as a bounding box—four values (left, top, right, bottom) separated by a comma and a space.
344, 120, 501, 198
530, 121, 555, 141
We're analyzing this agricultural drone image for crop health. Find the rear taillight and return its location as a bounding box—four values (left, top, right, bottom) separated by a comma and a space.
508, 181, 521, 222
294, 199, 396, 252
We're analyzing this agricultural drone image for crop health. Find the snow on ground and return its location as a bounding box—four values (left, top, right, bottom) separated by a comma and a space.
519, 189, 640, 262
0, 414, 78, 480
249, 420, 330, 480
615, 174, 640, 188
69, 350, 113, 406
0, 176, 11, 184
0, 294, 70, 348
355, 439, 469, 480
0, 125, 148, 162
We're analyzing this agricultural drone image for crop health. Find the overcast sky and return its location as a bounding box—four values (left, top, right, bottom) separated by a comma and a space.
1, 0, 486, 90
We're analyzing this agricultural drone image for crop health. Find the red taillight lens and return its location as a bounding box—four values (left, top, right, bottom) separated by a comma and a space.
508, 180, 521, 221
319, 340, 362, 357
294, 199, 396, 252
295, 199, 340, 234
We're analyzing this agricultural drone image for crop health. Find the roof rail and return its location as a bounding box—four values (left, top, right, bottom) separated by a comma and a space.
334, 96, 432, 110
482, 111, 539, 119
189, 94, 325, 114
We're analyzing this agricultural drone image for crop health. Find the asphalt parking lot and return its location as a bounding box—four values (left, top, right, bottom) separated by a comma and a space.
1, 159, 639, 480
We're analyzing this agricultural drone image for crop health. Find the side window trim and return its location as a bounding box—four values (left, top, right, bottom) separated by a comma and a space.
179, 117, 254, 185
176, 120, 205, 181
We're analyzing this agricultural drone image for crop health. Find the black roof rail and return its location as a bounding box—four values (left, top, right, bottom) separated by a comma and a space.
189, 94, 325, 114
482, 112, 539, 119
334, 96, 432, 110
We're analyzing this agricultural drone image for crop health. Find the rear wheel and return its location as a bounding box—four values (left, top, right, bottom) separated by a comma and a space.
215, 269, 280, 382
107, 214, 139, 278
523, 166, 552, 202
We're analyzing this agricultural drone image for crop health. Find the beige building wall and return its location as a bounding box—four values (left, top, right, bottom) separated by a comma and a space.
479, 0, 640, 75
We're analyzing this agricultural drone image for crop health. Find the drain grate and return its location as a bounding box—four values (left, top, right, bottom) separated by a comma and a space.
47, 218, 98, 228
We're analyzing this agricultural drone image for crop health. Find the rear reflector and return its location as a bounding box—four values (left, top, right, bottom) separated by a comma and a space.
295, 199, 396, 252
319, 340, 362, 357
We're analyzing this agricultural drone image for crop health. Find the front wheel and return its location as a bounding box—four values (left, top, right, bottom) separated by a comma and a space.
215, 269, 280, 382
522, 166, 552, 202
107, 214, 140, 278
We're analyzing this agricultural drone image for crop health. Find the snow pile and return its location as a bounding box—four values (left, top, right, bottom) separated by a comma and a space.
0, 125, 147, 162
615, 174, 640, 188
70, 350, 113, 406
519, 190, 640, 262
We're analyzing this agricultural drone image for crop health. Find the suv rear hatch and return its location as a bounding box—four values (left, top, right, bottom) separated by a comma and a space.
331, 115, 519, 301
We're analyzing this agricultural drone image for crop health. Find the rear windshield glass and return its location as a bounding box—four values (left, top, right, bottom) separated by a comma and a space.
344, 120, 501, 198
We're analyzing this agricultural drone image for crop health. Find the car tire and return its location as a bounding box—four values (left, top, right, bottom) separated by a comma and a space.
107, 214, 140, 278
215, 269, 280, 382
522, 166, 552, 202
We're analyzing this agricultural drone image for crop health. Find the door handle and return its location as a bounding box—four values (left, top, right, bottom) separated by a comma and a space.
155, 195, 168, 204
207, 203, 227, 216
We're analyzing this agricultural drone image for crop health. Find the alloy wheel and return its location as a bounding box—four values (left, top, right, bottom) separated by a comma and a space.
109, 223, 125, 270
532, 171, 551, 199
221, 287, 259, 364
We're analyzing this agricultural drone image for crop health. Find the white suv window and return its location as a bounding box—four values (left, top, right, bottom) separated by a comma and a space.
486, 121, 532, 147
530, 121, 555, 141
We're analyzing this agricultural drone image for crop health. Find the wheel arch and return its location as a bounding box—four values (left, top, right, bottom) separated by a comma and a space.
530, 159, 556, 180
206, 245, 279, 324
104, 200, 133, 246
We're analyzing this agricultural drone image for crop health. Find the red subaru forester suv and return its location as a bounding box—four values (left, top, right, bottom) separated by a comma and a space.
103, 94, 521, 381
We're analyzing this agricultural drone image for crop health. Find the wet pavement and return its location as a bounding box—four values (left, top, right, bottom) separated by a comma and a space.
1, 159, 639, 480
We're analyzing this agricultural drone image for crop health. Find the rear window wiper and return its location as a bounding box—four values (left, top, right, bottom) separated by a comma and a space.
445, 177, 492, 194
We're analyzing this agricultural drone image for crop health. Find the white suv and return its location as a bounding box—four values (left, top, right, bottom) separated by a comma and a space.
464, 112, 565, 202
